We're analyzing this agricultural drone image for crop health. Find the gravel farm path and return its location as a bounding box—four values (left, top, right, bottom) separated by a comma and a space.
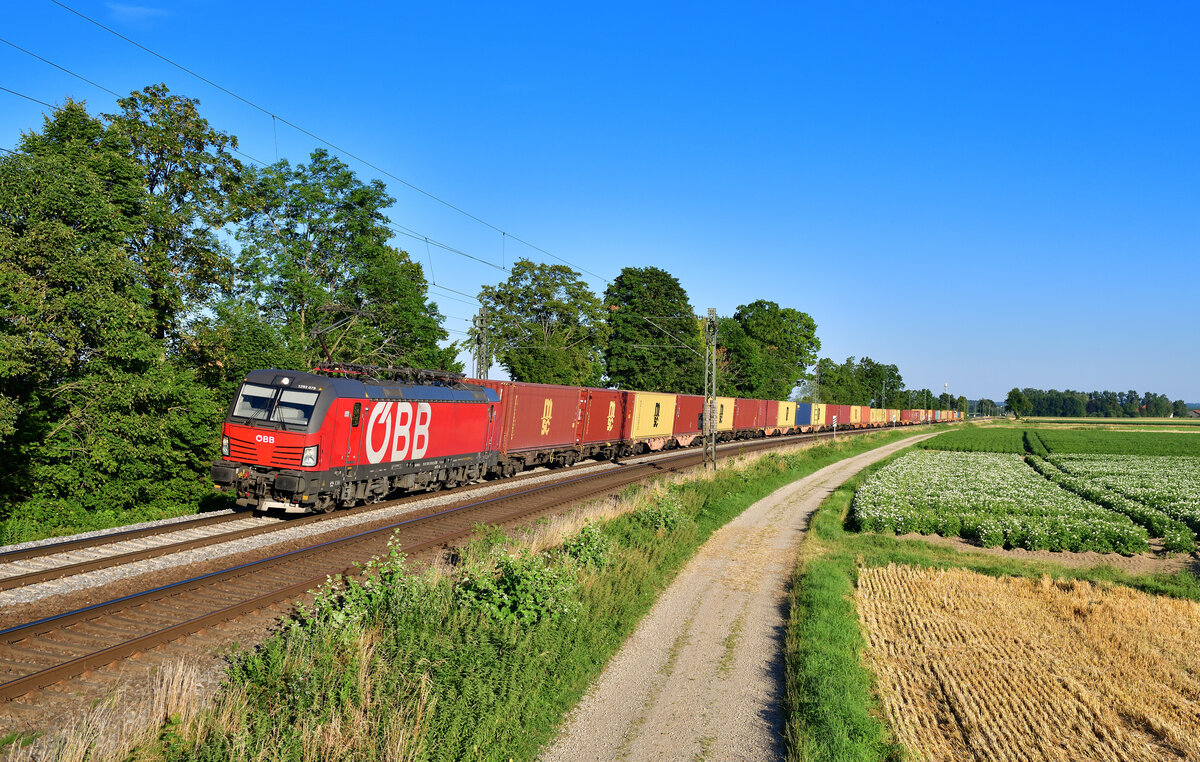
540, 434, 933, 761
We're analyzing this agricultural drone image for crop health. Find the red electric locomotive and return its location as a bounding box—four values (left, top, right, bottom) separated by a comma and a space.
211, 367, 498, 513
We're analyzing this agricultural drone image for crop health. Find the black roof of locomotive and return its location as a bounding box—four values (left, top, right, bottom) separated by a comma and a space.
243, 369, 498, 403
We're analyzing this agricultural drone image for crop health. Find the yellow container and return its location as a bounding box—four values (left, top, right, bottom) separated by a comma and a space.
630, 392, 676, 438
778, 401, 795, 428
871, 408, 885, 424
811, 403, 827, 427
849, 405, 862, 425
714, 397, 735, 431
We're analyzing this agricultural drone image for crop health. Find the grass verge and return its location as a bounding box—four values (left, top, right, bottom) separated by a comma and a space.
784, 450, 1200, 762
95, 428, 936, 762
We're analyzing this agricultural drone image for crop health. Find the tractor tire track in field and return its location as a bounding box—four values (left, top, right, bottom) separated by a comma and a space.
541, 434, 934, 761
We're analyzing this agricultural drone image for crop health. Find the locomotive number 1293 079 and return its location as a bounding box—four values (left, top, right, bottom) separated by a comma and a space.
364, 401, 432, 464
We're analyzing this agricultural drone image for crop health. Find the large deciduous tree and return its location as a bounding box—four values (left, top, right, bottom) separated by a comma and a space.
1006, 388, 1032, 418
0, 100, 220, 539
602, 266, 703, 392
105, 84, 246, 342
476, 259, 608, 385
718, 300, 819, 400
235, 149, 457, 371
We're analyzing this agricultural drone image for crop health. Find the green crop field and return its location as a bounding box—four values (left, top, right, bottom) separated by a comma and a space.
852, 451, 1149, 553
917, 427, 1025, 453
1027, 417, 1200, 428
920, 425, 1200, 456
863, 427, 1200, 556
1038, 430, 1200, 456
1053, 454, 1200, 533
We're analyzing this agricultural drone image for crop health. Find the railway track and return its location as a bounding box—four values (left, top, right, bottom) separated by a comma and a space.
0, 425, 900, 704
0, 437, 729, 595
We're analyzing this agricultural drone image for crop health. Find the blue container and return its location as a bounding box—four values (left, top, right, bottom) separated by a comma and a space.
795, 402, 814, 427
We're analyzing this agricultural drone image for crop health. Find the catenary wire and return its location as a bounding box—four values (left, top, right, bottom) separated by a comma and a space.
0, 61, 504, 278
46, 0, 609, 284
0, 85, 54, 108
1, 36, 119, 97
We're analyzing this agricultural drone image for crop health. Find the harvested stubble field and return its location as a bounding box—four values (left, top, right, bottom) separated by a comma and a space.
857, 564, 1200, 761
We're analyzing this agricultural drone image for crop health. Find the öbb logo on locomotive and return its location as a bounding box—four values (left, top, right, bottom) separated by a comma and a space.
364, 401, 432, 464
210, 366, 959, 515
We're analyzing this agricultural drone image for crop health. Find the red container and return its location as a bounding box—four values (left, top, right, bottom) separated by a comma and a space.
900, 409, 919, 424
858, 405, 871, 427
765, 400, 780, 430
830, 405, 852, 428
580, 388, 631, 445
472, 380, 586, 453
673, 394, 705, 440
733, 398, 768, 431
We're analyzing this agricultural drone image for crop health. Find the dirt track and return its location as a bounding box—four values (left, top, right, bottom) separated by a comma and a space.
540, 434, 933, 761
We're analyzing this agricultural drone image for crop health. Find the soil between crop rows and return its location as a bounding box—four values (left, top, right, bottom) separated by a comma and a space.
893, 532, 1200, 576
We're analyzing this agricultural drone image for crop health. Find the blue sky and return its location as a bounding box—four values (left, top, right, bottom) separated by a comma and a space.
3, 2, 1197, 401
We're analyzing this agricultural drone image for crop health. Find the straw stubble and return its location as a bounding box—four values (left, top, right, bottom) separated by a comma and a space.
857, 564, 1200, 761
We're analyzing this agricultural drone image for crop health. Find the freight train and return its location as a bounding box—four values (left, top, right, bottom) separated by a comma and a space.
210, 365, 961, 514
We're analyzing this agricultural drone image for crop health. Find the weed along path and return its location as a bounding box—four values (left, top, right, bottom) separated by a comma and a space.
541, 434, 935, 761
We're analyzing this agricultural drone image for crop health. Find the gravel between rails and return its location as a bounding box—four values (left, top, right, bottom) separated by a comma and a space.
0, 509, 237, 556
540, 434, 933, 762
0, 515, 283, 580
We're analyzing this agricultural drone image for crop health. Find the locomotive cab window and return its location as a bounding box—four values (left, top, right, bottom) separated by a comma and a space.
351, 402, 362, 427
233, 383, 276, 419
272, 389, 320, 426
231, 383, 321, 427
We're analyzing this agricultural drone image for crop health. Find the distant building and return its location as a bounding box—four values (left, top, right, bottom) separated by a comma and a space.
1190, 409, 1200, 418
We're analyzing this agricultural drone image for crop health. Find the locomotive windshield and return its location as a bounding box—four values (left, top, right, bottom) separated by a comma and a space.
232, 382, 321, 427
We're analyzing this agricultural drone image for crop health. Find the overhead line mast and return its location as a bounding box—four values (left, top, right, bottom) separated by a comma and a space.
704, 308, 718, 469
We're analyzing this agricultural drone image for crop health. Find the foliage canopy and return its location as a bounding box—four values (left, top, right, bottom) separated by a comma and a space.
476, 259, 609, 385
602, 266, 703, 393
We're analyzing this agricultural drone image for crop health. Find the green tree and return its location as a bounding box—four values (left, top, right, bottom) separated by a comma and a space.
476, 259, 609, 385
236, 150, 455, 370
602, 266, 703, 392
807, 356, 902, 406
181, 300, 308, 402
719, 300, 819, 399
1174, 400, 1190, 418
105, 84, 246, 342
1006, 388, 1032, 418
0, 100, 220, 540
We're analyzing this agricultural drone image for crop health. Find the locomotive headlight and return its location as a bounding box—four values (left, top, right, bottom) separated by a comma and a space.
221, 436, 230, 456
301, 445, 319, 467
